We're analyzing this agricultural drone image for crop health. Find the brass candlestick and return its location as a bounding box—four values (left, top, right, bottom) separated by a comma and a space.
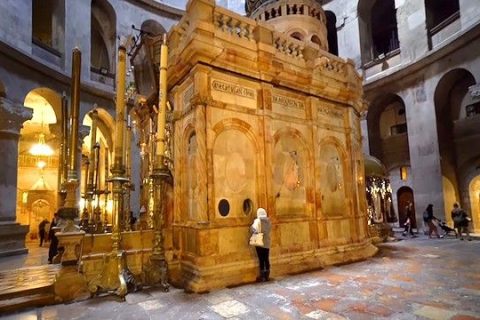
148, 34, 170, 292
60, 48, 82, 231
109, 44, 129, 297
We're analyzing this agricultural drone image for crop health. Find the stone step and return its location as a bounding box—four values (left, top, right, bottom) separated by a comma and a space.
0, 264, 60, 301
0, 292, 56, 314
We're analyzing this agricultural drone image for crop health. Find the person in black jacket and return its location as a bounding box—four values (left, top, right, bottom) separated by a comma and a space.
48, 212, 59, 263
423, 204, 440, 238
451, 203, 471, 241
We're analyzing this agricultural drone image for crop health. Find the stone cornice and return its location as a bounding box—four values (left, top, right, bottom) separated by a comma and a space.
0, 40, 114, 103
364, 21, 480, 92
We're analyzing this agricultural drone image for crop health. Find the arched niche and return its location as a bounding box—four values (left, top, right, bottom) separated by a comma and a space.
91, 0, 117, 75
318, 140, 347, 217
212, 126, 257, 219
273, 128, 311, 218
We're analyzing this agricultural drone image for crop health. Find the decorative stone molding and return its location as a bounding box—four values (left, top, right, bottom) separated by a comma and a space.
0, 97, 33, 135
469, 84, 480, 99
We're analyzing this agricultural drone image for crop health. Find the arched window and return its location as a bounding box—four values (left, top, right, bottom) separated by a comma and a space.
311, 35, 321, 47
425, 0, 460, 49
358, 0, 399, 64
32, 0, 65, 54
290, 32, 304, 41
371, 0, 399, 58
90, 0, 116, 82
325, 11, 338, 56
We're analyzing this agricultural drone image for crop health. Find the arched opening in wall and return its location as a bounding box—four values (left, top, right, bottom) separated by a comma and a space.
325, 11, 338, 56
18, 88, 61, 241
358, 0, 399, 64
425, 0, 460, 50
371, 0, 399, 58
434, 68, 478, 219
90, 0, 116, 85
32, 0, 65, 56
310, 35, 321, 47
290, 32, 304, 41
397, 186, 415, 229
81, 108, 114, 227
367, 94, 410, 170
469, 175, 480, 232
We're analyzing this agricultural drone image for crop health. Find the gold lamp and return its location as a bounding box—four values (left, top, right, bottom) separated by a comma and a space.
29, 133, 54, 156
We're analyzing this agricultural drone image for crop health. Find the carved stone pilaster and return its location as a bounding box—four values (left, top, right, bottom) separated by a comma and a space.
0, 97, 33, 257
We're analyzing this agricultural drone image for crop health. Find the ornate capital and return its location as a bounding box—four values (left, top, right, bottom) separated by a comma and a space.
0, 97, 33, 135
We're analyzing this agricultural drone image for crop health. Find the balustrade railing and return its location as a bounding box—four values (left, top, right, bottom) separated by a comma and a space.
214, 8, 255, 41
273, 33, 304, 59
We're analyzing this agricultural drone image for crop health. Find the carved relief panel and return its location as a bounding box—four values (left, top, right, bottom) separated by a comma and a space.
273, 131, 309, 217
213, 129, 256, 218
318, 142, 347, 217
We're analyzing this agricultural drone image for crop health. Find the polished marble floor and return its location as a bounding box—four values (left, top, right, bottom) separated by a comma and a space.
1, 236, 479, 320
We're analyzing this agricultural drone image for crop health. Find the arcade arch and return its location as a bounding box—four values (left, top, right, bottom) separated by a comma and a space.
17, 88, 61, 239
434, 68, 478, 222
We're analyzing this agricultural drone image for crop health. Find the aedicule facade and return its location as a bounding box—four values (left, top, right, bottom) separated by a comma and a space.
163, 0, 376, 292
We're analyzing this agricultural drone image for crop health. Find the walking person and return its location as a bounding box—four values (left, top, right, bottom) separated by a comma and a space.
451, 203, 472, 241
250, 208, 272, 282
402, 202, 415, 237
38, 219, 48, 247
423, 204, 440, 238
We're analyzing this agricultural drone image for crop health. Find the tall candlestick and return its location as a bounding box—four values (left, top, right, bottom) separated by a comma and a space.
155, 34, 168, 164
113, 46, 127, 174
68, 48, 81, 183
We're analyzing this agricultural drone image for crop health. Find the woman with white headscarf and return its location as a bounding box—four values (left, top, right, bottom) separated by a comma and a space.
250, 207, 272, 281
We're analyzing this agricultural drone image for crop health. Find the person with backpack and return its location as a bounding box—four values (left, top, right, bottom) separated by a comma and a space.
451, 203, 472, 241
423, 204, 440, 238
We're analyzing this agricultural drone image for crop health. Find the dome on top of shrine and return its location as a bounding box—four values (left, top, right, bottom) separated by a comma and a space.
245, 0, 329, 51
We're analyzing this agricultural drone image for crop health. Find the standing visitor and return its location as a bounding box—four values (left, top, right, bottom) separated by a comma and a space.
250, 208, 272, 282
451, 203, 472, 241
48, 212, 59, 263
38, 219, 48, 247
423, 204, 440, 238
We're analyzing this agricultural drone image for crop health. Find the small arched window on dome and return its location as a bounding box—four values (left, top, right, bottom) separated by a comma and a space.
290, 32, 304, 41
311, 35, 321, 47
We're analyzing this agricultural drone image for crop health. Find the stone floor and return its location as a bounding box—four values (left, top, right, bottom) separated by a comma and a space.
0, 241, 49, 271
1, 236, 479, 320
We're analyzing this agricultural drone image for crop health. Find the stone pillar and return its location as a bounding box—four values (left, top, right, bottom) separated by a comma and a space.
0, 97, 33, 257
